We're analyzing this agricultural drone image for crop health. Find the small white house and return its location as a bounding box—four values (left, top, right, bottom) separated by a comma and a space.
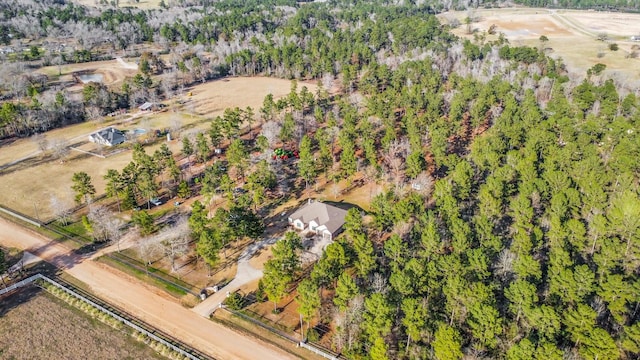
288, 200, 348, 242
88, 127, 126, 146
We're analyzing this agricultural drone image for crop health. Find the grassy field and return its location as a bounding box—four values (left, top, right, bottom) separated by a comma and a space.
188, 77, 317, 118
37, 58, 138, 88
0, 287, 165, 360
439, 7, 640, 81
0, 77, 311, 219
72, 0, 163, 10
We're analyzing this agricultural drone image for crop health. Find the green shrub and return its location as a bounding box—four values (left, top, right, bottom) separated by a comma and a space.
307, 328, 320, 342
223, 292, 244, 310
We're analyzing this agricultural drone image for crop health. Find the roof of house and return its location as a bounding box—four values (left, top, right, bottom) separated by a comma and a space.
90, 127, 125, 145
289, 200, 348, 234
139, 102, 153, 110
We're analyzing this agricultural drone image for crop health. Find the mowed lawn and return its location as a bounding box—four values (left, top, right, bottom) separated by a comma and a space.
0, 287, 164, 360
0, 76, 315, 219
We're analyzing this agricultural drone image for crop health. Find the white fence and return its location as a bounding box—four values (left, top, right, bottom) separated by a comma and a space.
1, 273, 205, 360
0, 206, 40, 227
0, 273, 42, 296
299, 341, 340, 360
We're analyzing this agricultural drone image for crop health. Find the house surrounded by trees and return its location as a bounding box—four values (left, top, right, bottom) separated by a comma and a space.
288, 200, 348, 242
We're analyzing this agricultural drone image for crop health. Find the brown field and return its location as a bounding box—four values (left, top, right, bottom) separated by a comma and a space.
188, 77, 318, 119
439, 7, 640, 80
37, 58, 138, 87
0, 77, 315, 219
72, 0, 163, 9
0, 287, 164, 360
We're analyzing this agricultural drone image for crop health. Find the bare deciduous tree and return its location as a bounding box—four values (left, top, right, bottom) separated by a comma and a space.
321, 73, 334, 92
87, 205, 125, 243
411, 171, 434, 197
157, 216, 190, 272
383, 138, 411, 190
261, 121, 281, 148
137, 234, 164, 266
370, 272, 388, 294
50, 138, 69, 162
49, 194, 72, 226
333, 295, 365, 352
32, 133, 49, 155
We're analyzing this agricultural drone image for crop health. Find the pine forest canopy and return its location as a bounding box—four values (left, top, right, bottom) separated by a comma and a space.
0, 0, 639, 359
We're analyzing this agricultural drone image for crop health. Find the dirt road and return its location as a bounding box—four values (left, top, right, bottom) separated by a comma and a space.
0, 218, 298, 360
193, 237, 277, 317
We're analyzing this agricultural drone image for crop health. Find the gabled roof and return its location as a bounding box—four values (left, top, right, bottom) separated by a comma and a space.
139, 102, 154, 110
289, 201, 348, 234
89, 127, 125, 146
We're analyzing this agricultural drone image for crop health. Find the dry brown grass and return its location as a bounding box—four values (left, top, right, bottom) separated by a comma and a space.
0, 77, 313, 219
70, 0, 162, 10
37, 59, 138, 87
188, 77, 317, 119
0, 287, 164, 360
439, 7, 640, 80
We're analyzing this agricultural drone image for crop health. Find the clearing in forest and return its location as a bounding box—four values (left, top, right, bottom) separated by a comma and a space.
188, 77, 318, 118
0, 77, 314, 219
439, 7, 640, 81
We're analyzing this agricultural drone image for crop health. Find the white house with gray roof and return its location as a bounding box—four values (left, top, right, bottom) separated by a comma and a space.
288, 200, 348, 242
88, 127, 126, 146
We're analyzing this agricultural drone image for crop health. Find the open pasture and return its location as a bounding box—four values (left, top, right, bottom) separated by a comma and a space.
37, 58, 138, 88
71, 0, 163, 10
188, 77, 317, 118
439, 7, 640, 80
0, 77, 315, 219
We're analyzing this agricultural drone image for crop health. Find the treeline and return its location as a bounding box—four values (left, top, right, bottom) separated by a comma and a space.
276, 56, 640, 359
512, 0, 640, 11
0, 0, 456, 138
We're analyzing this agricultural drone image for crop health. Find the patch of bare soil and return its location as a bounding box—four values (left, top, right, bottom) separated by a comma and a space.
0, 286, 164, 360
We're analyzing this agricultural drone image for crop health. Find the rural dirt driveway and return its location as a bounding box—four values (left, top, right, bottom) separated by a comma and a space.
193, 237, 277, 317
0, 218, 298, 360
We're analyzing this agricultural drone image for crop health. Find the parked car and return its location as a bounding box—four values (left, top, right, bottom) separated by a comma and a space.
150, 198, 163, 206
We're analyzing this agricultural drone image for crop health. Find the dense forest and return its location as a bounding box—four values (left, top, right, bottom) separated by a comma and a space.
1, 0, 640, 359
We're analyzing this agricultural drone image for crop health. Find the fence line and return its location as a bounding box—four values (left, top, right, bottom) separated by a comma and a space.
108, 252, 198, 297
222, 307, 300, 343
221, 307, 345, 360
299, 342, 340, 360
37, 275, 204, 360
0, 273, 42, 295
0, 205, 41, 227
70, 147, 106, 158
0, 273, 208, 360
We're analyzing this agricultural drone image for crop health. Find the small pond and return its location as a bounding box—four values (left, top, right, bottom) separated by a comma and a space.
78, 74, 103, 84
130, 128, 147, 135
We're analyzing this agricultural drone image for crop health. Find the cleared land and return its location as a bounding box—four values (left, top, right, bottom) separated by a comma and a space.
0, 217, 298, 360
72, 0, 162, 10
37, 58, 138, 87
0, 287, 164, 360
0, 77, 314, 219
439, 7, 640, 80
188, 77, 317, 117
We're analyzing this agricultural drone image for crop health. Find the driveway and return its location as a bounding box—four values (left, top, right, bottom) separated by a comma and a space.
0, 218, 297, 360
192, 237, 277, 317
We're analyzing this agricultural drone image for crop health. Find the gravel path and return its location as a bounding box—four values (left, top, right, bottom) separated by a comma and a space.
192, 236, 277, 317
